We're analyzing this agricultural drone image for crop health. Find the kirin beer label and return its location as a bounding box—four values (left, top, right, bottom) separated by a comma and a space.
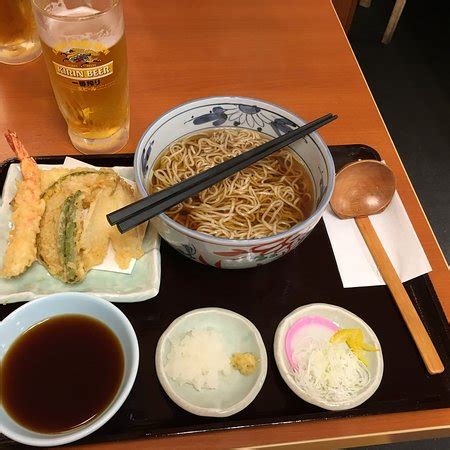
51, 41, 114, 88
53, 60, 113, 80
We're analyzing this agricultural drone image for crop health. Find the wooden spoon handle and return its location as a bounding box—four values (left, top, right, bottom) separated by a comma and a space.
355, 216, 444, 375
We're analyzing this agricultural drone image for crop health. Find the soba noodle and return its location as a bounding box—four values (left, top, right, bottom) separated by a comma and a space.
150, 128, 314, 239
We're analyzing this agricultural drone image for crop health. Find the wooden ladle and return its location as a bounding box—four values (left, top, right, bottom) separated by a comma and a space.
330, 160, 444, 375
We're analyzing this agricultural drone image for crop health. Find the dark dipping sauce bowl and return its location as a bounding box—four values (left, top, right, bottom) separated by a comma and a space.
0, 293, 139, 447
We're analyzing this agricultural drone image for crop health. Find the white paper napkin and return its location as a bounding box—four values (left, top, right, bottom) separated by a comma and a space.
322, 192, 432, 288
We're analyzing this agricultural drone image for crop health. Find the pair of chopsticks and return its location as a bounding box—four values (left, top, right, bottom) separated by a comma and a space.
107, 113, 338, 233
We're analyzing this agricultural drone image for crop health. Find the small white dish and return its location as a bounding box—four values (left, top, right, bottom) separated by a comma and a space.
0, 293, 139, 447
0, 163, 161, 304
274, 303, 383, 411
155, 307, 267, 417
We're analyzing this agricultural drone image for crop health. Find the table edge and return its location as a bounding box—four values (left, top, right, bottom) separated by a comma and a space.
65, 407, 450, 449
329, 0, 448, 271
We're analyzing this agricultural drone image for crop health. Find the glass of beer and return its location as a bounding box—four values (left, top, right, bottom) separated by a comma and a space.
0, 1, 42, 65
32, 0, 129, 154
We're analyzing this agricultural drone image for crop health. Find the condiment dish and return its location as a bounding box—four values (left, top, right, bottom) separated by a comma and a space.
0, 292, 139, 447
155, 307, 267, 417
274, 303, 383, 411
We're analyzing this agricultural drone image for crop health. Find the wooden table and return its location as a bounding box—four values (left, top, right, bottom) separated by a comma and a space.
1, 0, 449, 448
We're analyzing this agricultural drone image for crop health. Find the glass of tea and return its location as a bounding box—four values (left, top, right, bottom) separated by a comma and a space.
32, 0, 130, 154
0, 0, 42, 65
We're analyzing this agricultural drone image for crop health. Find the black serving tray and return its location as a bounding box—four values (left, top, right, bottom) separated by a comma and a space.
1, 145, 449, 448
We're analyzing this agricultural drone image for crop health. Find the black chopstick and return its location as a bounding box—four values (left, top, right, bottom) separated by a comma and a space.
109, 113, 337, 233
107, 113, 334, 226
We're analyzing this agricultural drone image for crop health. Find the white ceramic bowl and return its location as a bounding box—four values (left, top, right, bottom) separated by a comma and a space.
134, 96, 335, 268
155, 307, 267, 417
0, 293, 139, 447
274, 303, 383, 411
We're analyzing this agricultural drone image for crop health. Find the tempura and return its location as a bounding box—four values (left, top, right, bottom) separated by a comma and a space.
0, 132, 45, 278
1, 132, 145, 283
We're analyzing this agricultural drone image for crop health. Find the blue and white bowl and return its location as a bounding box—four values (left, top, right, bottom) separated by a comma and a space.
0, 293, 139, 446
134, 96, 335, 269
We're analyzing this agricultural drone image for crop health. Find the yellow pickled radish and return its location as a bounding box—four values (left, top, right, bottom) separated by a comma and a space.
362, 342, 378, 352
330, 328, 378, 366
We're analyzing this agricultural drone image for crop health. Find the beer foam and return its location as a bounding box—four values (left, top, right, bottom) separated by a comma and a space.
48, 5, 99, 17
39, 1, 122, 49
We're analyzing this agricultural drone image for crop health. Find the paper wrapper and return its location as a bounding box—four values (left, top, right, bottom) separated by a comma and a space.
323, 192, 432, 288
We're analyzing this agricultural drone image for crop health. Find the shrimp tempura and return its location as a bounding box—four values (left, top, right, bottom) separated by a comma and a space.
1, 132, 45, 277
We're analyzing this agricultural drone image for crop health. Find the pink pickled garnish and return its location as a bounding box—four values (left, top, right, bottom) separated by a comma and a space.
285, 316, 340, 369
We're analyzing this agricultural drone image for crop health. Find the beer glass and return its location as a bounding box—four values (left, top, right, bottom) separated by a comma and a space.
0, 1, 41, 65
32, 0, 129, 154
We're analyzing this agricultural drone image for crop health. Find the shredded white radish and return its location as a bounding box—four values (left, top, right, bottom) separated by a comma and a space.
291, 337, 370, 403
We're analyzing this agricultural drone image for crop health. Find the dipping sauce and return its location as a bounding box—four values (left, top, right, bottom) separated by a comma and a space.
1, 314, 124, 433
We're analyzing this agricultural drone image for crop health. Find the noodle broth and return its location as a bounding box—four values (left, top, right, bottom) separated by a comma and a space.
149, 128, 314, 240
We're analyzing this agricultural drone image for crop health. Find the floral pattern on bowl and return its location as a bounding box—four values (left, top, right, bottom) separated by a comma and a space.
134, 96, 335, 269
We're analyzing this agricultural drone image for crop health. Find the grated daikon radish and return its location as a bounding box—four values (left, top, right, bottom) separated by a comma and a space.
165, 328, 231, 391
291, 337, 370, 403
